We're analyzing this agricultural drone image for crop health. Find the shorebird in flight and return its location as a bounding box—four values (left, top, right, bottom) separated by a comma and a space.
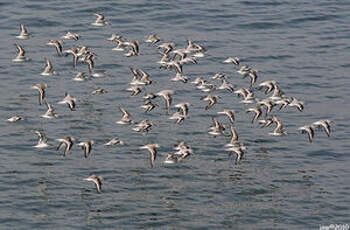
13, 43, 29, 62
16, 24, 30, 39
84, 175, 103, 193
140, 143, 160, 168
78, 140, 94, 158
58, 93, 76, 111
312, 119, 331, 137
40, 58, 56, 76
56, 136, 75, 156
92, 13, 110, 26
47, 40, 63, 56
33, 130, 50, 148
298, 125, 314, 142
30, 83, 47, 105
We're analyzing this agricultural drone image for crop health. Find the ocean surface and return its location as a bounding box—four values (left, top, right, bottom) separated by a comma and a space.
0, 0, 349, 229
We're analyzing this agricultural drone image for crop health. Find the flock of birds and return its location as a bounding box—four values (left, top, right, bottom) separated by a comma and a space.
8, 13, 332, 194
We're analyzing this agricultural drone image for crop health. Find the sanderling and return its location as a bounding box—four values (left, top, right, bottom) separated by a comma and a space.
269, 84, 284, 101
143, 93, 157, 100
258, 117, 274, 128
131, 72, 152, 86
133, 119, 153, 133
72, 72, 89, 82
174, 145, 193, 159
92, 13, 110, 26
83, 53, 95, 74
112, 39, 127, 51
84, 175, 103, 193
212, 72, 227, 80
223, 57, 240, 65
76, 45, 89, 57
217, 109, 235, 123
288, 97, 304, 112
33, 130, 50, 148
172, 48, 189, 60
104, 138, 124, 146
186, 39, 205, 52
226, 145, 245, 164
180, 54, 197, 64
274, 98, 290, 111
171, 72, 188, 83
126, 85, 142, 96
124, 49, 138, 57
234, 88, 249, 99
192, 51, 205, 58
169, 111, 186, 124
174, 141, 192, 152
173, 142, 186, 152
64, 48, 79, 68
123, 40, 139, 55
191, 77, 204, 87
7, 115, 23, 122
234, 88, 256, 104
208, 117, 227, 137
30, 83, 47, 105
158, 42, 175, 54
91, 87, 107, 95
312, 119, 331, 137
201, 94, 220, 110
90, 69, 107, 78
174, 102, 190, 117
179, 56, 198, 65
217, 79, 234, 92
61, 31, 80, 41
107, 33, 124, 42
197, 80, 216, 92
145, 34, 160, 44
40, 58, 56, 76
241, 91, 256, 104
157, 53, 171, 67
41, 101, 58, 119
164, 60, 183, 74
269, 117, 287, 136
13, 44, 29, 62
247, 69, 258, 87
259, 80, 277, 94
47, 40, 63, 56
156, 90, 174, 114
56, 136, 75, 156
140, 143, 160, 168
237, 65, 251, 76
258, 98, 275, 116
298, 125, 314, 142
140, 99, 158, 113
129, 66, 140, 81
78, 140, 94, 158
246, 106, 262, 124
224, 126, 241, 147
116, 107, 134, 125
58, 93, 76, 111
16, 24, 30, 39
164, 153, 180, 164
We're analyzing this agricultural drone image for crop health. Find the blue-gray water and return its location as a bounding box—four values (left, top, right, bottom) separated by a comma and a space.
1, 0, 350, 229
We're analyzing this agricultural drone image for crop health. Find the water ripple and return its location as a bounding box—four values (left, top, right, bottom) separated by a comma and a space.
0, 0, 349, 229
